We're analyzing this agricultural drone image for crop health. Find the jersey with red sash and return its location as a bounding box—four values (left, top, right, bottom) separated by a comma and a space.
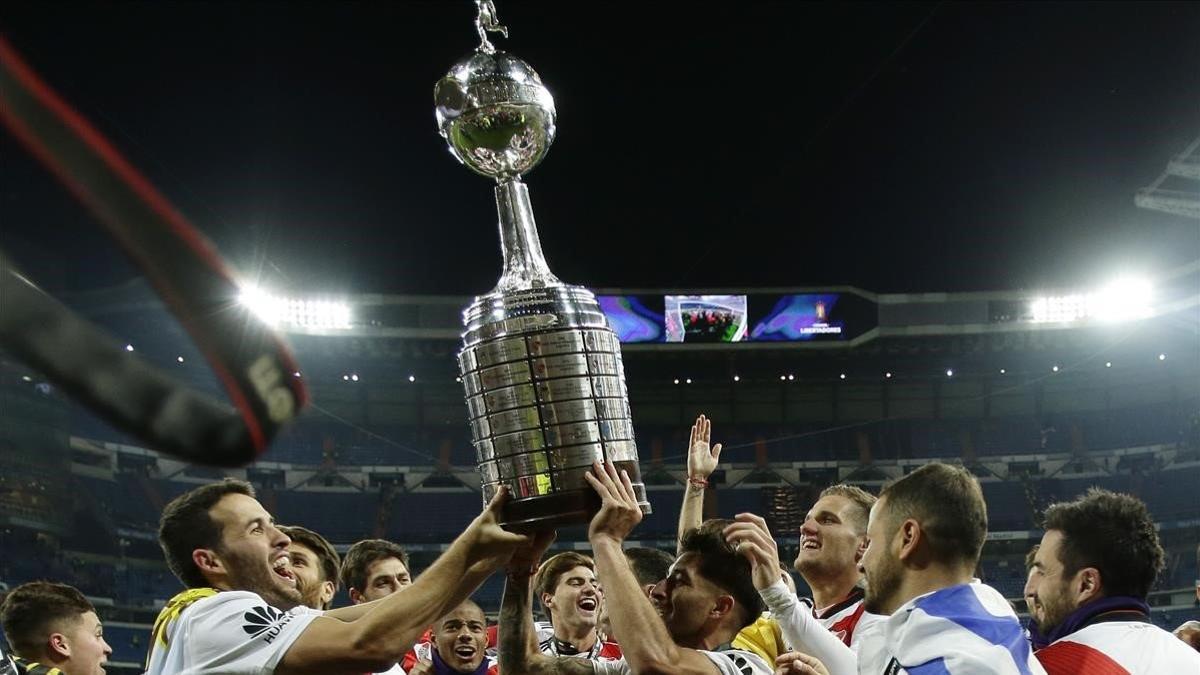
1037, 620, 1200, 674
812, 586, 881, 649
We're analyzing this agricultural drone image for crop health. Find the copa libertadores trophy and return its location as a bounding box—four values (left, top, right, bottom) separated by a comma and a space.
435, 0, 650, 530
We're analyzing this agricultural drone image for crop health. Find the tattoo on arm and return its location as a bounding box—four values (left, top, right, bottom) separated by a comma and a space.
498, 574, 596, 675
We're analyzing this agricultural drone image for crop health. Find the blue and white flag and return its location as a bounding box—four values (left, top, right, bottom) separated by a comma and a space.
877, 582, 1046, 675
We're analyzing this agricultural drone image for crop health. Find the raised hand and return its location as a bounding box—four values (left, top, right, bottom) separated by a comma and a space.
585, 460, 644, 544
507, 529, 557, 578
464, 486, 533, 571
723, 513, 783, 590
687, 414, 723, 480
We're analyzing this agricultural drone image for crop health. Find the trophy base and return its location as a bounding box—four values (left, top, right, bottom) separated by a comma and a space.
501, 489, 600, 533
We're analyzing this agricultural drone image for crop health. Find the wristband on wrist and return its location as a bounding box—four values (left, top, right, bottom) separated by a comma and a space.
687, 475, 709, 489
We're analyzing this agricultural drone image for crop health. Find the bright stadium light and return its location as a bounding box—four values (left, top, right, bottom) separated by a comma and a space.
1030, 276, 1153, 324
1052, 365, 1059, 372
409, 375, 416, 382
1105, 361, 1112, 368
885, 372, 892, 379
1158, 353, 1166, 361
685, 378, 693, 384
177, 356, 185, 363
946, 369, 954, 377
839, 373, 846, 380
125, 344, 134, 352
733, 375, 740, 382
239, 285, 351, 330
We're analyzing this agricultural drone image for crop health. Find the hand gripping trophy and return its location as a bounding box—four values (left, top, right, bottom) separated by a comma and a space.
435, 1, 650, 530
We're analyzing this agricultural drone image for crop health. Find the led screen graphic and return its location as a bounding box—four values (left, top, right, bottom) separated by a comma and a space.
598, 293, 876, 344
749, 294, 845, 341
596, 295, 665, 343
665, 295, 748, 343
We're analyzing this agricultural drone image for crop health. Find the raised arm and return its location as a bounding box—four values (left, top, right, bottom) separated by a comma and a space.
677, 415, 722, 554
497, 534, 596, 675
277, 489, 530, 675
589, 461, 720, 675
723, 514, 856, 675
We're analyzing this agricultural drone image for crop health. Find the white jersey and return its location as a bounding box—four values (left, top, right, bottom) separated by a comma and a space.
759, 580, 857, 675
533, 620, 624, 661
812, 588, 881, 653
1036, 621, 1200, 674
593, 649, 772, 675
879, 582, 1046, 675
145, 591, 321, 675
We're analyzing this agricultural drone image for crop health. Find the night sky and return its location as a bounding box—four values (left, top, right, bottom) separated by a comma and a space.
2, 1, 1197, 299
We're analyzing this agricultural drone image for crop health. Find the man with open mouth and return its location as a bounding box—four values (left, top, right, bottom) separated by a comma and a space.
533, 551, 623, 661
406, 600, 498, 675
145, 478, 530, 675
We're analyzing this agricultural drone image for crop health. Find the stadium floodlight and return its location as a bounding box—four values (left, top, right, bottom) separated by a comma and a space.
779, 375, 786, 381
125, 344, 134, 352
1029, 276, 1153, 324
177, 356, 185, 363
673, 378, 680, 385
685, 378, 693, 384
733, 375, 740, 382
787, 374, 795, 381
408, 375, 416, 382
294, 371, 302, 378
1158, 353, 1166, 361
999, 368, 1006, 374
239, 284, 351, 330
885, 372, 892, 379
839, 373, 846, 380
351, 374, 359, 382
1105, 361, 1112, 368
946, 369, 954, 377
1052, 365, 1059, 372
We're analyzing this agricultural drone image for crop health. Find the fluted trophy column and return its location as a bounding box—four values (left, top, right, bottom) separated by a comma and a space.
434, 0, 650, 530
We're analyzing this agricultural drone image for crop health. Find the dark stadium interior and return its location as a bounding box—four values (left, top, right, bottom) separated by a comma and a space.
1, 2, 1198, 673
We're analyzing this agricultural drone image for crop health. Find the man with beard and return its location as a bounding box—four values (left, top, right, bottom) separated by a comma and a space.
146, 478, 529, 674
1028, 489, 1200, 673
678, 415, 880, 651
858, 462, 1043, 674
407, 601, 498, 675
499, 461, 778, 675
0, 581, 113, 675
278, 525, 340, 611
533, 552, 622, 661
341, 539, 414, 604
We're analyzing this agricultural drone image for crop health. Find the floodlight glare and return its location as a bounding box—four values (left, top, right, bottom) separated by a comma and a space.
239, 284, 351, 330
1030, 276, 1153, 324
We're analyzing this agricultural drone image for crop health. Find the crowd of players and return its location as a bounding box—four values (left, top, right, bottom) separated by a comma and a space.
2, 416, 1198, 675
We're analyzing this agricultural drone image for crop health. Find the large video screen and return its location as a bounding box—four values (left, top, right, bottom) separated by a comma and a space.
597, 292, 876, 344
665, 295, 749, 343
750, 294, 847, 341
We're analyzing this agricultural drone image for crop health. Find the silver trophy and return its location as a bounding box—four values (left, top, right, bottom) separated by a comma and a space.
436, 1, 650, 530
